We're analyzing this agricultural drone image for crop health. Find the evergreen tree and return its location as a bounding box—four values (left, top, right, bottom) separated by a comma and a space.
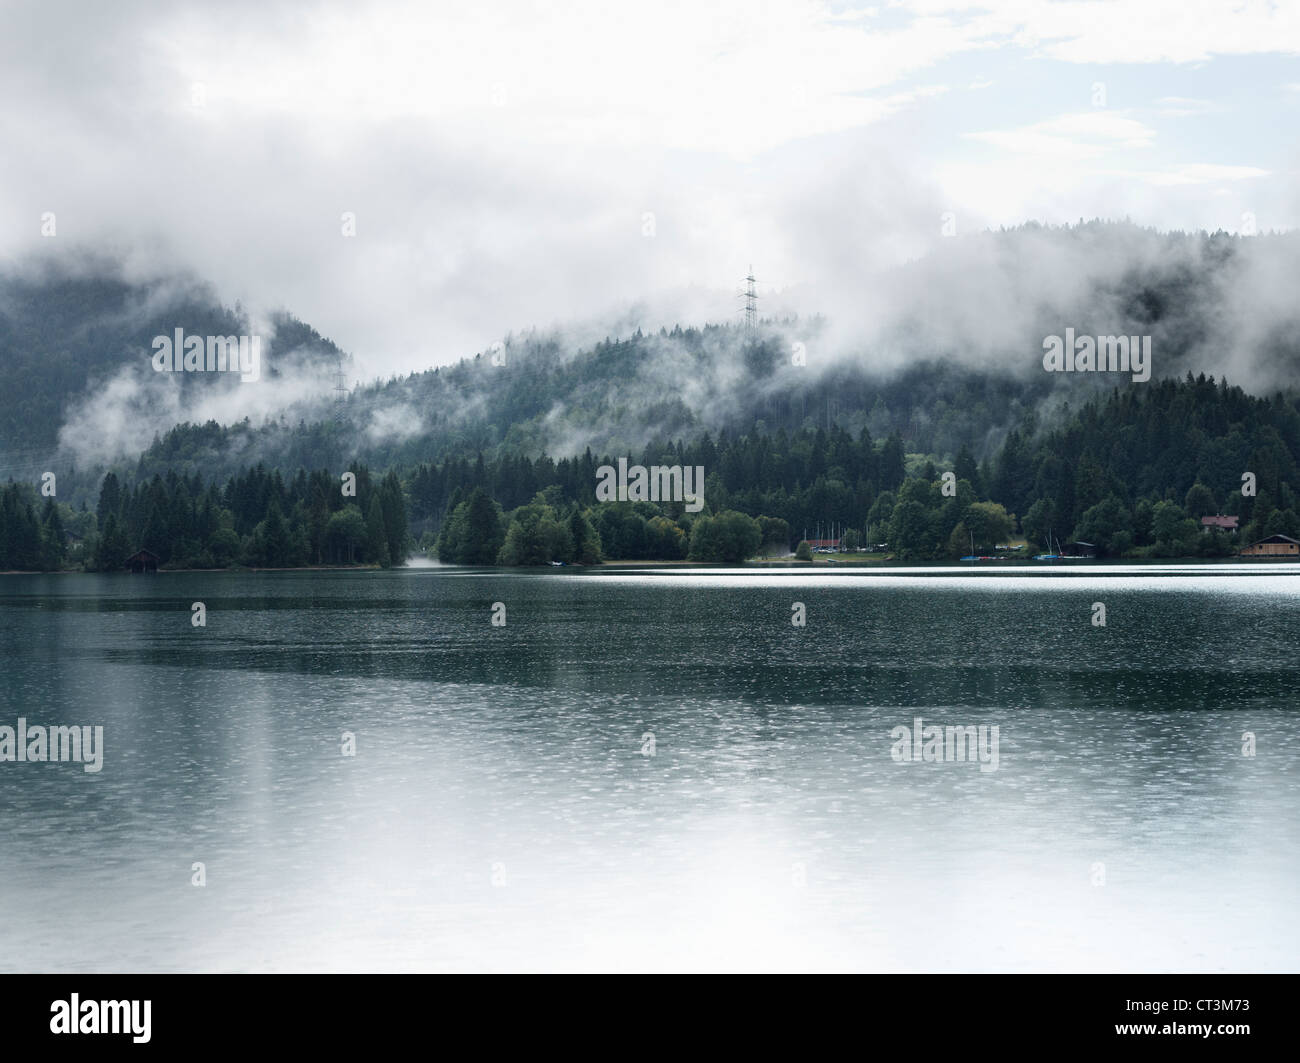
953, 445, 980, 495
259, 500, 293, 567
94, 512, 131, 571
379, 471, 408, 565
40, 498, 66, 570
366, 496, 390, 566
327, 505, 367, 563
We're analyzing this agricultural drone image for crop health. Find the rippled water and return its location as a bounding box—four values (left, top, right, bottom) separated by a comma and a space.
1, 564, 1297, 971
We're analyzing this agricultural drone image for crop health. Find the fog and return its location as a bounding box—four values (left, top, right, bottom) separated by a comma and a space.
1, 0, 1297, 466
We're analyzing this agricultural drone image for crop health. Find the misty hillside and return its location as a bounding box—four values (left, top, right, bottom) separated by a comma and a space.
132, 331, 1052, 489
3, 226, 1300, 569
0, 258, 347, 477
5, 221, 1300, 503
128, 221, 1300, 486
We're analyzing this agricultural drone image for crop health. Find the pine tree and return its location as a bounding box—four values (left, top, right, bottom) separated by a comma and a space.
40, 498, 65, 570
379, 471, 408, 565
366, 496, 390, 567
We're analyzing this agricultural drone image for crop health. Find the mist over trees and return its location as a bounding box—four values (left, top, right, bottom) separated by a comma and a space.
413, 372, 1297, 563
4, 221, 1300, 570
66, 464, 407, 571
0, 369, 1283, 572
19, 222, 1300, 510
0, 370, 1294, 571
0, 263, 346, 468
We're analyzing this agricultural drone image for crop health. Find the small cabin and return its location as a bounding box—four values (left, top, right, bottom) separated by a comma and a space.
1059, 541, 1097, 558
1240, 534, 1300, 557
1200, 515, 1239, 533
125, 548, 159, 573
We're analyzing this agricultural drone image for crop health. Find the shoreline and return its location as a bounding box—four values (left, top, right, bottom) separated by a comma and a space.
0, 564, 383, 576
4, 556, 1295, 575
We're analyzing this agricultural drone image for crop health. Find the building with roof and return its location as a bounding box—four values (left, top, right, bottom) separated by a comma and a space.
1240, 534, 1300, 557
125, 548, 159, 573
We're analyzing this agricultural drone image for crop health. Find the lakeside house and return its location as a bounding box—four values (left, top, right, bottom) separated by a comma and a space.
1239, 534, 1300, 557
1059, 541, 1097, 558
125, 548, 159, 573
1200, 514, 1239, 533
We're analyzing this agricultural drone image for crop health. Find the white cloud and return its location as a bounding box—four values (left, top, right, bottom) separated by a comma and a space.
1107, 163, 1270, 187
905, 0, 1300, 64
966, 112, 1156, 160
2, 0, 1299, 381
1156, 96, 1223, 117
151, 0, 976, 159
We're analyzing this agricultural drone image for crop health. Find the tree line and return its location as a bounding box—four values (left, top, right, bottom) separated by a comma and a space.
0, 465, 408, 572
432, 485, 776, 565
2, 373, 1297, 570
424, 373, 1300, 563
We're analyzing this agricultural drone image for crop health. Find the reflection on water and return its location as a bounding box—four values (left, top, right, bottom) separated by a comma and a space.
0, 566, 1297, 971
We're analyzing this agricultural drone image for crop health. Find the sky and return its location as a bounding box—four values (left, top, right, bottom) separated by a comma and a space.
1, 0, 1298, 376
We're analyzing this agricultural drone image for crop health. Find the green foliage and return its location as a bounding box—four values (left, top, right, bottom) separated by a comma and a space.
1184, 482, 1217, 520
645, 515, 686, 560
888, 499, 933, 561
946, 521, 970, 559
496, 495, 573, 565
438, 488, 506, 565
7, 460, 415, 572
757, 515, 791, 554
90, 511, 131, 570
327, 505, 367, 563
8, 346, 1297, 570
208, 527, 241, 566
1021, 497, 1058, 550
795, 540, 813, 561
365, 498, 391, 567
1074, 495, 1133, 557
378, 471, 409, 564
953, 445, 980, 495
569, 507, 603, 565
688, 510, 762, 563
0, 485, 52, 570
1150, 500, 1200, 557
964, 501, 1015, 552
591, 502, 655, 560
0, 265, 345, 457
40, 498, 66, 570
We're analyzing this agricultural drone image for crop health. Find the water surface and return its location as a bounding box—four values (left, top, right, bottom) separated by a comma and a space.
1, 565, 1296, 971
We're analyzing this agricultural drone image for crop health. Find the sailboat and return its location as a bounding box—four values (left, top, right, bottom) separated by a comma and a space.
1032, 532, 1061, 561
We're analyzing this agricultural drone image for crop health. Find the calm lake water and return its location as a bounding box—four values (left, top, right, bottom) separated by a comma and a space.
1, 563, 1297, 972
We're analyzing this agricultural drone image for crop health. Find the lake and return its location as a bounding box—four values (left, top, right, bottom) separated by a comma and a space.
1, 564, 1297, 972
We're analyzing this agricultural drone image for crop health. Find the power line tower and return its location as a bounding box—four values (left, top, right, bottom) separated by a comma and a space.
743, 266, 758, 331
332, 355, 349, 404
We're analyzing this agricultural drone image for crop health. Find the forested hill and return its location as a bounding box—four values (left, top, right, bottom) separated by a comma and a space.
129, 216, 1300, 487
132, 219, 1300, 485
3, 371, 1294, 573
8, 221, 1300, 505
0, 258, 346, 469
3, 221, 1300, 570
404, 371, 1299, 556
134, 350, 1049, 490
